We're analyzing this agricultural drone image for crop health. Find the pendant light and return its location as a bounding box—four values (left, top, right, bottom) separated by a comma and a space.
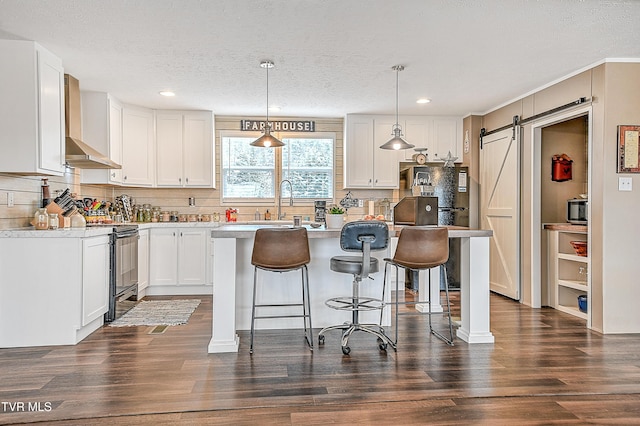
250, 60, 284, 148
379, 65, 415, 150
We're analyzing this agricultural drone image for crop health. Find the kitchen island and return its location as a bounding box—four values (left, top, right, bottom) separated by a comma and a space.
209, 224, 494, 353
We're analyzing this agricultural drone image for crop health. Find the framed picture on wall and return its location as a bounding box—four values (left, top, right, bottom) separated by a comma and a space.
617, 125, 640, 173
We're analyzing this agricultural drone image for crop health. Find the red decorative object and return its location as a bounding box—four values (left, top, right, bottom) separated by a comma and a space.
570, 241, 587, 257
225, 208, 237, 222
552, 153, 572, 182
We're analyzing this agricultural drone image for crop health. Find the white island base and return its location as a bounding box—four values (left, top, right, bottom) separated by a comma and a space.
208, 225, 494, 353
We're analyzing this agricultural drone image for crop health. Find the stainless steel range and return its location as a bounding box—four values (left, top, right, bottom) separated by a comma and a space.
101, 224, 139, 322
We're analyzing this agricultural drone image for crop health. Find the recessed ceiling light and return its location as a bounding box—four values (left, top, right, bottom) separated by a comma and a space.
416, 98, 431, 104
159, 91, 175, 97
268, 105, 281, 112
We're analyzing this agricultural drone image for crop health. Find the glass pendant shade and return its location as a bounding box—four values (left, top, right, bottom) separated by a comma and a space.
380, 65, 414, 150
251, 60, 283, 148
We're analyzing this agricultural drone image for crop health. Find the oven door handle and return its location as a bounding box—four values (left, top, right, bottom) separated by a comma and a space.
114, 230, 139, 239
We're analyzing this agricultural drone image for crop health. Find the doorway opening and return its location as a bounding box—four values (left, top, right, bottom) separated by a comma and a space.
529, 106, 592, 327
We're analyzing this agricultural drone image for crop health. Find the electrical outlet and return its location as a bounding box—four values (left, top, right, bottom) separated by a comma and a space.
358, 199, 364, 208
619, 177, 633, 191
7, 192, 14, 207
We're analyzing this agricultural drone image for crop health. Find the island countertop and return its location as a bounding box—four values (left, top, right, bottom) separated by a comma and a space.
211, 224, 493, 239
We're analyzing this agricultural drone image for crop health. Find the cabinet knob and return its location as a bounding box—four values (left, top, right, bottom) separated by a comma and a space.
124, 176, 127, 181
111, 172, 116, 178
179, 178, 182, 183
186, 177, 189, 184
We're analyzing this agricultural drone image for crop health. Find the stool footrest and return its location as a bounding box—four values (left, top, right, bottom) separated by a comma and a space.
254, 314, 309, 320
325, 296, 384, 312
254, 302, 304, 308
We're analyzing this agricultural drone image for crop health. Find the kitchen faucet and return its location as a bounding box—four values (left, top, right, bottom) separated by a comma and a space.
278, 179, 293, 220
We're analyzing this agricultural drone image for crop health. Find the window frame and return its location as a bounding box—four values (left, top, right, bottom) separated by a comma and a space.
220, 130, 336, 206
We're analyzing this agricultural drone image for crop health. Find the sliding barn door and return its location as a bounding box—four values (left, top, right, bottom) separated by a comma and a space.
480, 128, 520, 300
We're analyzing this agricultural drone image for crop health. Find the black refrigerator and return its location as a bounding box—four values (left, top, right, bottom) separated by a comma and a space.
399, 162, 470, 290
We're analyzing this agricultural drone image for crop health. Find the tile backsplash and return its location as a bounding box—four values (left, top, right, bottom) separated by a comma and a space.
0, 169, 110, 229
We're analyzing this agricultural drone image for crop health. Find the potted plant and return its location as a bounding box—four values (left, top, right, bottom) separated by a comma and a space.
326, 205, 345, 229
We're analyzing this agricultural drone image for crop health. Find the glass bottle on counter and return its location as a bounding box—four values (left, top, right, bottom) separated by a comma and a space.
34, 208, 49, 230
70, 211, 86, 228
48, 213, 59, 230
143, 204, 152, 222
152, 207, 161, 222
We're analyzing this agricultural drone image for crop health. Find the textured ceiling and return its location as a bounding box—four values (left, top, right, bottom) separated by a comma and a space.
1, 0, 639, 118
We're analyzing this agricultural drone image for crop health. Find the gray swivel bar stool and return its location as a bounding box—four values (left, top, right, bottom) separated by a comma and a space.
382, 226, 455, 346
250, 227, 313, 354
318, 220, 395, 355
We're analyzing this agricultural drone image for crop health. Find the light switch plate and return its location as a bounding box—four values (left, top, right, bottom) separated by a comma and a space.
7, 192, 14, 207
619, 177, 633, 191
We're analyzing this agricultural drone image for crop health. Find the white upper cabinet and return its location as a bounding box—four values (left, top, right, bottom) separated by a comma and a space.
81, 92, 123, 184
432, 117, 461, 161
122, 104, 155, 186
344, 115, 374, 187
156, 110, 214, 188
344, 115, 401, 189
0, 40, 65, 175
344, 114, 463, 188
372, 117, 402, 188
401, 116, 463, 162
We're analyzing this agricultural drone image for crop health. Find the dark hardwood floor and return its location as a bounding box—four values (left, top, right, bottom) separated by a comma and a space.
2, 292, 640, 425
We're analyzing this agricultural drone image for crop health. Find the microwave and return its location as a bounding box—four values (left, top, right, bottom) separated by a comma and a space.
567, 198, 588, 224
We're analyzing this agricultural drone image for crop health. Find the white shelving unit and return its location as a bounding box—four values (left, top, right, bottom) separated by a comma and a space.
546, 226, 589, 321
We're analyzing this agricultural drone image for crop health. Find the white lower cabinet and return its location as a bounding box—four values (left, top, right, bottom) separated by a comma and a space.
148, 228, 210, 295
547, 228, 589, 320
82, 235, 110, 326
137, 228, 150, 298
0, 233, 110, 347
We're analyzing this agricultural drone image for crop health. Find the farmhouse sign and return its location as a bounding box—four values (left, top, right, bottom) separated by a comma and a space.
241, 120, 315, 132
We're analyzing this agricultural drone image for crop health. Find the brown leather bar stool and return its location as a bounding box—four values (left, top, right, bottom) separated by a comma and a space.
250, 227, 313, 354
382, 226, 454, 346
318, 220, 395, 355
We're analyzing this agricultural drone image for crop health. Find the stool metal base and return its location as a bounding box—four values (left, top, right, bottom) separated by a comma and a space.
318, 321, 395, 355
319, 280, 396, 355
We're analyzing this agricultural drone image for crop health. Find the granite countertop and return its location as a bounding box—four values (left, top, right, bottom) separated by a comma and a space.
0, 221, 494, 239
0, 227, 113, 238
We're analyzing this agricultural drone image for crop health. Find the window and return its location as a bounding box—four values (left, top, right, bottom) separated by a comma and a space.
221, 132, 334, 202
281, 137, 334, 199
222, 135, 275, 199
